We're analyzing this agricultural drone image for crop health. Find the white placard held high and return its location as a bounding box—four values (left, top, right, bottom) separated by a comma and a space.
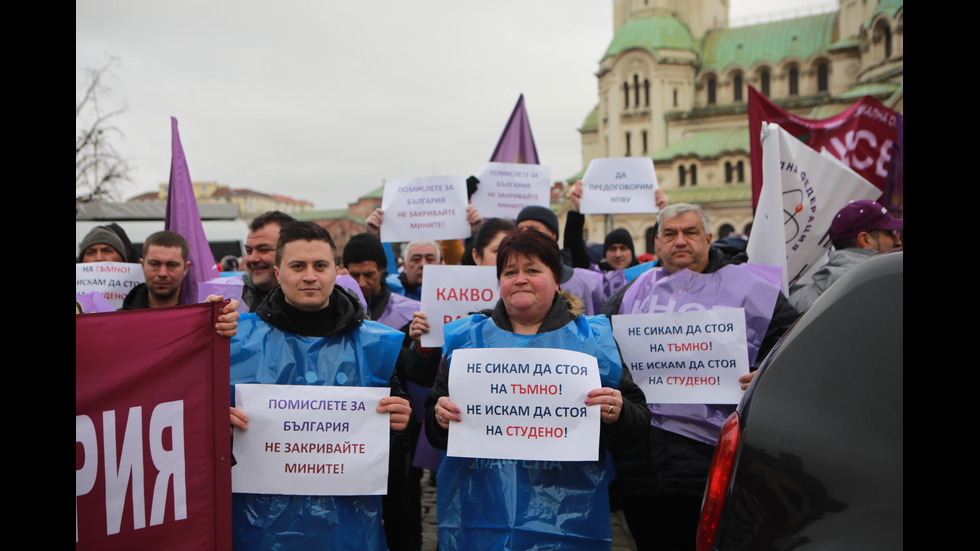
580, 157, 660, 214
420, 265, 499, 348
612, 309, 750, 404
471, 162, 552, 220
380, 176, 471, 243
232, 384, 391, 496
446, 348, 600, 462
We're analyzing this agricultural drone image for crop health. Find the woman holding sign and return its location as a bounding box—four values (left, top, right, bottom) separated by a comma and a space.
415, 229, 649, 550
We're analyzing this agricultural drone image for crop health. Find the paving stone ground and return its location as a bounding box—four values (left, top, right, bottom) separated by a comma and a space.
417, 470, 637, 551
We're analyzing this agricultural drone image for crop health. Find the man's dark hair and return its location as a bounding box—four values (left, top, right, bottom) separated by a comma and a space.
250, 211, 296, 232
831, 236, 860, 250
276, 221, 336, 266
473, 218, 516, 257
496, 228, 562, 285
343, 233, 388, 270
143, 230, 190, 261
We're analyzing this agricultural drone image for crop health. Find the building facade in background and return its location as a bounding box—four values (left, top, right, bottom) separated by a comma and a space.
576, 0, 903, 254
129, 181, 315, 220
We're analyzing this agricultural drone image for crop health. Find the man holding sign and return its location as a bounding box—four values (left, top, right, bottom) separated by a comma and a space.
602, 203, 798, 550
229, 222, 412, 551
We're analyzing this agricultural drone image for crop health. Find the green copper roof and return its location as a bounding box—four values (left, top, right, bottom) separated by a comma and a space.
650, 128, 749, 161
601, 13, 699, 61
581, 105, 599, 131
871, 0, 903, 22
701, 12, 837, 72
838, 81, 901, 100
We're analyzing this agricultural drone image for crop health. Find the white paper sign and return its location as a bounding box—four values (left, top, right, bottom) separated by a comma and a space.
446, 348, 601, 461
611, 309, 750, 404
380, 176, 471, 243
580, 157, 660, 214
471, 162, 552, 220
232, 384, 390, 496
420, 265, 499, 348
75, 262, 144, 310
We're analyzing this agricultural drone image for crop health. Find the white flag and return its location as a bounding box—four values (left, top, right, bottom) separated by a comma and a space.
747, 122, 880, 291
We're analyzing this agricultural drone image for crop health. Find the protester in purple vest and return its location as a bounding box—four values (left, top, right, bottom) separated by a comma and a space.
601, 203, 798, 551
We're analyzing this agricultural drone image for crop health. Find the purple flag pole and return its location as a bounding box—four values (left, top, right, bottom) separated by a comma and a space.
490, 94, 540, 164
165, 117, 220, 304
882, 113, 903, 218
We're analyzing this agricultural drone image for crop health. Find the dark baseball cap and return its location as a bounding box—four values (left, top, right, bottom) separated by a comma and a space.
830, 200, 903, 241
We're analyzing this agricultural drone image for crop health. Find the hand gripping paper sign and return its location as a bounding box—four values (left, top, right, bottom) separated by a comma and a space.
580, 157, 660, 214
471, 162, 552, 220
447, 348, 601, 462
612, 309, 750, 404
232, 384, 390, 496
420, 265, 499, 348
380, 175, 471, 243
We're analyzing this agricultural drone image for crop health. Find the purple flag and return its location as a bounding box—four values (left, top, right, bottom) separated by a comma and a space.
165, 117, 220, 304
490, 94, 539, 164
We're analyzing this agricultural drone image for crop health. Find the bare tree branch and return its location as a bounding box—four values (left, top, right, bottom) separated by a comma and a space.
76, 56, 133, 205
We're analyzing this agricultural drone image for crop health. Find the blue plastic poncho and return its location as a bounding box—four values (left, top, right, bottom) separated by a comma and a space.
436, 313, 623, 550
229, 314, 404, 551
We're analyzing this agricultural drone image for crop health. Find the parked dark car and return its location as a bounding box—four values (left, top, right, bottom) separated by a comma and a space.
697, 251, 903, 550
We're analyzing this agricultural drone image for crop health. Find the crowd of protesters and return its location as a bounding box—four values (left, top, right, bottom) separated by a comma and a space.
76, 184, 902, 550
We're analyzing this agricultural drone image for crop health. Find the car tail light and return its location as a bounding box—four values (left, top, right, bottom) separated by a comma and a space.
696, 411, 741, 551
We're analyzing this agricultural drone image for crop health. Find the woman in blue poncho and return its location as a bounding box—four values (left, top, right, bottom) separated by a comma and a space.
409, 229, 650, 551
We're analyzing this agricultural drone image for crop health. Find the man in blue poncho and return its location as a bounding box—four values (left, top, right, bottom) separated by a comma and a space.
229, 221, 412, 550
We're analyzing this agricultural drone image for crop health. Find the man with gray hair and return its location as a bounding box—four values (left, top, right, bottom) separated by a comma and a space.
386, 240, 442, 301
602, 203, 797, 550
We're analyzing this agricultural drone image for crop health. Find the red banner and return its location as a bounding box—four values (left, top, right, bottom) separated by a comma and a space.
76, 304, 231, 551
748, 86, 900, 211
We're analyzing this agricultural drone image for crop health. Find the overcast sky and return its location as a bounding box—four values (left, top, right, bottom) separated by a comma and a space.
77, 0, 831, 211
